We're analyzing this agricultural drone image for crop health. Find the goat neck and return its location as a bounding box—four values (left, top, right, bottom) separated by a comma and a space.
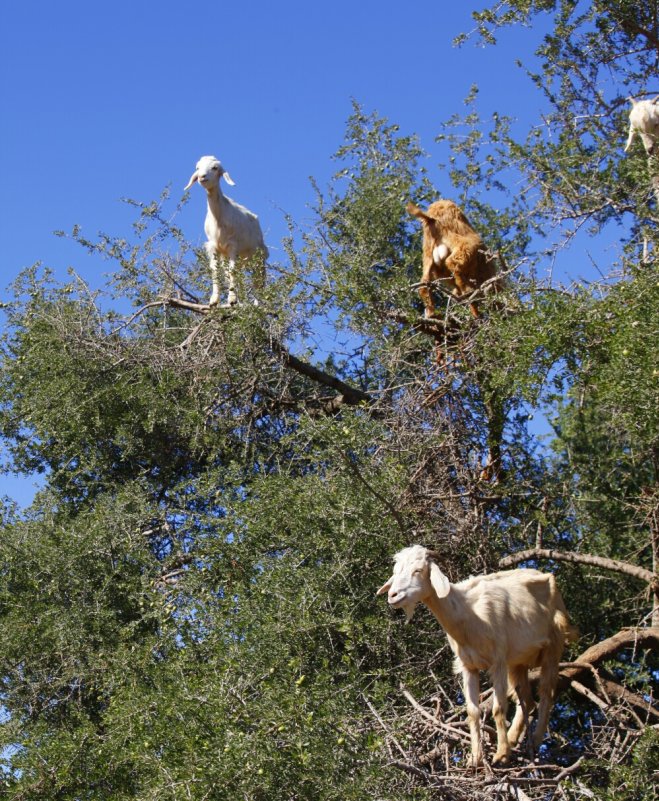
422, 583, 470, 645
203, 179, 230, 219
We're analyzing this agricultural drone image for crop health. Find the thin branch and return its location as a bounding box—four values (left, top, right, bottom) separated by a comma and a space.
109, 300, 169, 335
342, 455, 406, 534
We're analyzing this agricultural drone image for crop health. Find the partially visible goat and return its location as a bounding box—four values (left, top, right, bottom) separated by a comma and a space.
624, 96, 659, 155
184, 155, 268, 306
407, 200, 498, 319
378, 545, 576, 767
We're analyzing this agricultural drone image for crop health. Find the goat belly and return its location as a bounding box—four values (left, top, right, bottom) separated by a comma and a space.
454, 643, 492, 672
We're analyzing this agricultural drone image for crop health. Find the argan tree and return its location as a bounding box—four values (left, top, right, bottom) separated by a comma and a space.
1, 3, 658, 800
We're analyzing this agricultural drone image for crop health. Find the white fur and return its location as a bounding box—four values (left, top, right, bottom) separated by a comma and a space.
378, 545, 576, 767
432, 243, 450, 266
624, 96, 659, 155
184, 155, 268, 306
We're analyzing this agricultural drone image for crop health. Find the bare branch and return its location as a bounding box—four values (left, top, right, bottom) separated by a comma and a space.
160, 294, 373, 409
499, 547, 656, 585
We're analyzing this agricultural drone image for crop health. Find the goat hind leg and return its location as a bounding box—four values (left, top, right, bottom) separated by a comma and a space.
507, 666, 534, 748
533, 649, 559, 748
418, 260, 439, 319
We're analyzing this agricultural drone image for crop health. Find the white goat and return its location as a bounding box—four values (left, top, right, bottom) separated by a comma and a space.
184, 155, 268, 306
377, 545, 576, 767
624, 96, 659, 155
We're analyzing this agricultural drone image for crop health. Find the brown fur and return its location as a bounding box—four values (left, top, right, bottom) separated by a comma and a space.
407, 199, 498, 319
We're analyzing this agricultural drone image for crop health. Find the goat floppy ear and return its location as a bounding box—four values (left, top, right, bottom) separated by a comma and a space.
222, 170, 236, 186
429, 562, 450, 598
376, 578, 392, 596
184, 171, 199, 191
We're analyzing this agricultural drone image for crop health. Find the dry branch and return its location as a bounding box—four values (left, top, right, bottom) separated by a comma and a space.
499, 547, 656, 584
161, 294, 373, 409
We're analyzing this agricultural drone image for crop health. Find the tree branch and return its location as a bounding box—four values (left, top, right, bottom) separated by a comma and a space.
342, 455, 406, 534
161, 295, 373, 409
268, 338, 372, 407
619, 18, 659, 52
563, 627, 659, 673
499, 547, 656, 585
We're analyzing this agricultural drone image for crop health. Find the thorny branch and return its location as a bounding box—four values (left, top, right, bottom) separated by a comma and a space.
369, 627, 659, 800
162, 295, 373, 410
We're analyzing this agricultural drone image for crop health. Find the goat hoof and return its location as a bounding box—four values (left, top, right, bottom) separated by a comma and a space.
492, 752, 511, 767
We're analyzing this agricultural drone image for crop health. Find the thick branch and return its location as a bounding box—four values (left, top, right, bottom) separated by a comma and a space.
619, 18, 659, 52
597, 675, 659, 721
561, 626, 659, 677
499, 547, 656, 585
162, 296, 213, 314
162, 295, 373, 409
268, 338, 372, 407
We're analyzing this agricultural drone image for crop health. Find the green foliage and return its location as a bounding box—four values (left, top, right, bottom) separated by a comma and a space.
1, 6, 659, 799
565, 728, 659, 801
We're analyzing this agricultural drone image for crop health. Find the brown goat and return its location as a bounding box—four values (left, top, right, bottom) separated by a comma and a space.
407, 199, 497, 319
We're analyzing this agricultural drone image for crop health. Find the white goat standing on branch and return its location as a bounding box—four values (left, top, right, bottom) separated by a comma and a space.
184, 155, 268, 306
378, 545, 577, 767
624, 96, 659, 155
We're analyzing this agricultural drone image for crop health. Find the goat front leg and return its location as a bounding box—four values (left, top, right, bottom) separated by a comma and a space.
418, 259, 439, 319
490, 665, 512, 765
223, 256, 238, 307
205, 243, 221, 306
462, 668, 482, 767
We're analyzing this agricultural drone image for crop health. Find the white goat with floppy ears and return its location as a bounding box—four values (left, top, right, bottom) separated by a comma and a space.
377, 545, 576, 767
624, 96, 659, 155
184, 155, 268, 307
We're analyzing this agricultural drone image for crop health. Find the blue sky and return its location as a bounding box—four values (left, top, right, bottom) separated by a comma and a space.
1, 1, 550, 274
1, 1, 558, 506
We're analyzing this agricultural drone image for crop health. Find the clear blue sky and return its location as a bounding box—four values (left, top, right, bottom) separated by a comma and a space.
1, 1, 548, 275
1, 1, 553, 506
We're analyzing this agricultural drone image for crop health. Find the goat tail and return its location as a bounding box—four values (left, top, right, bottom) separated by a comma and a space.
554, 607, 579, 644
406, 202, 432, 223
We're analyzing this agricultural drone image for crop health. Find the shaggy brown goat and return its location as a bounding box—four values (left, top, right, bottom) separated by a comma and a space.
407, 199, 498, 319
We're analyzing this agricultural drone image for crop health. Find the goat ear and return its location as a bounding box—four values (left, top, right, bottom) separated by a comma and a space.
429, 562, 450, 598
184, 172, 199, 191
376, 579, 392, 596
222, 170, 236, 186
